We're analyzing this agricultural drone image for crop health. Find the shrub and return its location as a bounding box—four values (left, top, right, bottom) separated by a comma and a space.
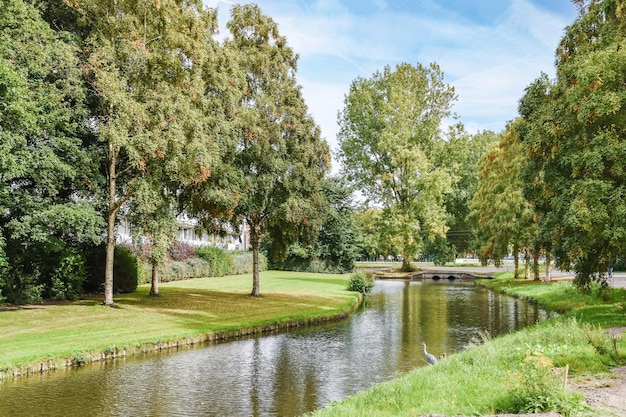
3, 272, 44, 304
186, 257, 212, 278
113, 246, 139, 293
168, 242, 197, 261
500, 353, 587, 416
347, 271, 374, 295
231, 251, 266, 275
150, 258, 212, 283
196, 246, 234, 277
84, 244, 140, 293
49, 248, 85, 301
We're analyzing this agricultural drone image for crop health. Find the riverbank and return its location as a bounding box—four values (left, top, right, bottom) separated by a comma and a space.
309, 273, 626, 417
0, 271, 361, 380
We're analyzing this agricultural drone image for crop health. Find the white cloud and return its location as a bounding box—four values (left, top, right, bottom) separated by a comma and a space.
202, 0, 577, 169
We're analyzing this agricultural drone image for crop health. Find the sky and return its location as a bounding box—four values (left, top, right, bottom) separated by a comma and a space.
204, 0, 579, 170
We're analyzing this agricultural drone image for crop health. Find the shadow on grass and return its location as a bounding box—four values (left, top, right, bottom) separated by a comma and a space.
111, 286, 349, 331
273, 276, 350, 287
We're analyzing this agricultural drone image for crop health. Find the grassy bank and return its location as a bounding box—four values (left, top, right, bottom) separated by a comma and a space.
309, 274, 626, 417
0, 271, 360, 378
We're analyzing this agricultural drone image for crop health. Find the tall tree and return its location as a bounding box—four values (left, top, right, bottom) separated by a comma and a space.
0, 0, 102, 302
470, 121, 536, 277
519, 0, 626, 290
337, 63, 456, 271
212, 4, 330, 296
66, 0, 221, 305
440, 127, 498, 258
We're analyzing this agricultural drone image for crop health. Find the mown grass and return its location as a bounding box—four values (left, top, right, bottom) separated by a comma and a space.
309, 274, 626, 417
0, 271, 359, 372
483, 272, 626, 327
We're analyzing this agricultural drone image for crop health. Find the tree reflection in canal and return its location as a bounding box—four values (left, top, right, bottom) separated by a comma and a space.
0, 280, 546, 417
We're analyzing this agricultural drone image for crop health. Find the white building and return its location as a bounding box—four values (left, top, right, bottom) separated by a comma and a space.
116, 215, 249, 251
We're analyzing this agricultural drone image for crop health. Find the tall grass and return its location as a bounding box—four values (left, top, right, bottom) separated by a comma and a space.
310, 318, 621, 417
309, 276, 626, 417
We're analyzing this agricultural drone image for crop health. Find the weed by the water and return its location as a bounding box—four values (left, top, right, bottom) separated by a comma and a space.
498, 353, 588, 416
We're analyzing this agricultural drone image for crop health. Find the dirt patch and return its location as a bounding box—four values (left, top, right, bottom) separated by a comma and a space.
571, 365, 626, 417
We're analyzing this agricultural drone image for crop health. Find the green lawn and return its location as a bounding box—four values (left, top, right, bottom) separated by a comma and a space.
0, 271, 359, 372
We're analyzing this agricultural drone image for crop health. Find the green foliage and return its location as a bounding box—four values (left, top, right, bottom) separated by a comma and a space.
84, 245, 140, 293
0, 234, 7, 304
470, 122, 536, 270
347, 271, 374, 295
423, 235, 456, 266
49, 247, 85, 301
140, 250, 266, 283
196, 246, 234, 277
63, 0, 223, 305
190, 4, 331, 296
441, 127, 498, 254
517, 1, 626, 289
269, 177, 361, 274
156, 258, 210, 283
3, 273, 44, 305
231, 251, 266, 275
0, 0, 102, 304
2, 239, 91, 303
354, 208, 382, 261
112, 246, 139, 293
338, 62, 456, 268
499, 353, 587, 416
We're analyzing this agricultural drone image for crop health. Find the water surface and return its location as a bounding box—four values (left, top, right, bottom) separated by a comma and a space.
0, 280, 545, 417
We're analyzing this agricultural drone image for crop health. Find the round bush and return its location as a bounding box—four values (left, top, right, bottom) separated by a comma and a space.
347, 272, 375, 294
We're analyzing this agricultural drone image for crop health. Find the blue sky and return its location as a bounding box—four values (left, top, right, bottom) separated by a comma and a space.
204, 0, 578, 169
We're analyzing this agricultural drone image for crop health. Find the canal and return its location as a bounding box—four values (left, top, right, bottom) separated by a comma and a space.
0, 279, 546, 417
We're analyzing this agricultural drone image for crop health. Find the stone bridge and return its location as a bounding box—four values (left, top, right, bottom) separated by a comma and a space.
366, 266, 493, 281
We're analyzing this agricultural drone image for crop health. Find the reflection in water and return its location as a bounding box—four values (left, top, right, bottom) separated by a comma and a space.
0, 280, 545, 417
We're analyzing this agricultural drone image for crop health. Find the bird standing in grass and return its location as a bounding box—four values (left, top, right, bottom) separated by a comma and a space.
421, 342, 438, 365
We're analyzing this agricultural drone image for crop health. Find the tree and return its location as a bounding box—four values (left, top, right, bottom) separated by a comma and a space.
65, 0, 221, 305
0, 0, 103, 302
441, 127, 498, 258
314, 178, 361, 272
269, 177, 361, 273
219, 4, 330, 296
127, 176, 178, 297
337, 63, 456, 271
519, 0, 626, 290
470, 121, 536, 277
354, 208, 383, 261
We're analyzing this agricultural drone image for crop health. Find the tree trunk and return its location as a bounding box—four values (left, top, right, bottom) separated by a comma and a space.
104, 211, 116, 306
250, 222, 261, 297
104, 145, 117, 307
525, 249, 531, 280
533, 250, 540, 280
401, 256, 412, 272
545, 252, 552, 282
513, 244, 520, 278
150, 261, 159, 296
